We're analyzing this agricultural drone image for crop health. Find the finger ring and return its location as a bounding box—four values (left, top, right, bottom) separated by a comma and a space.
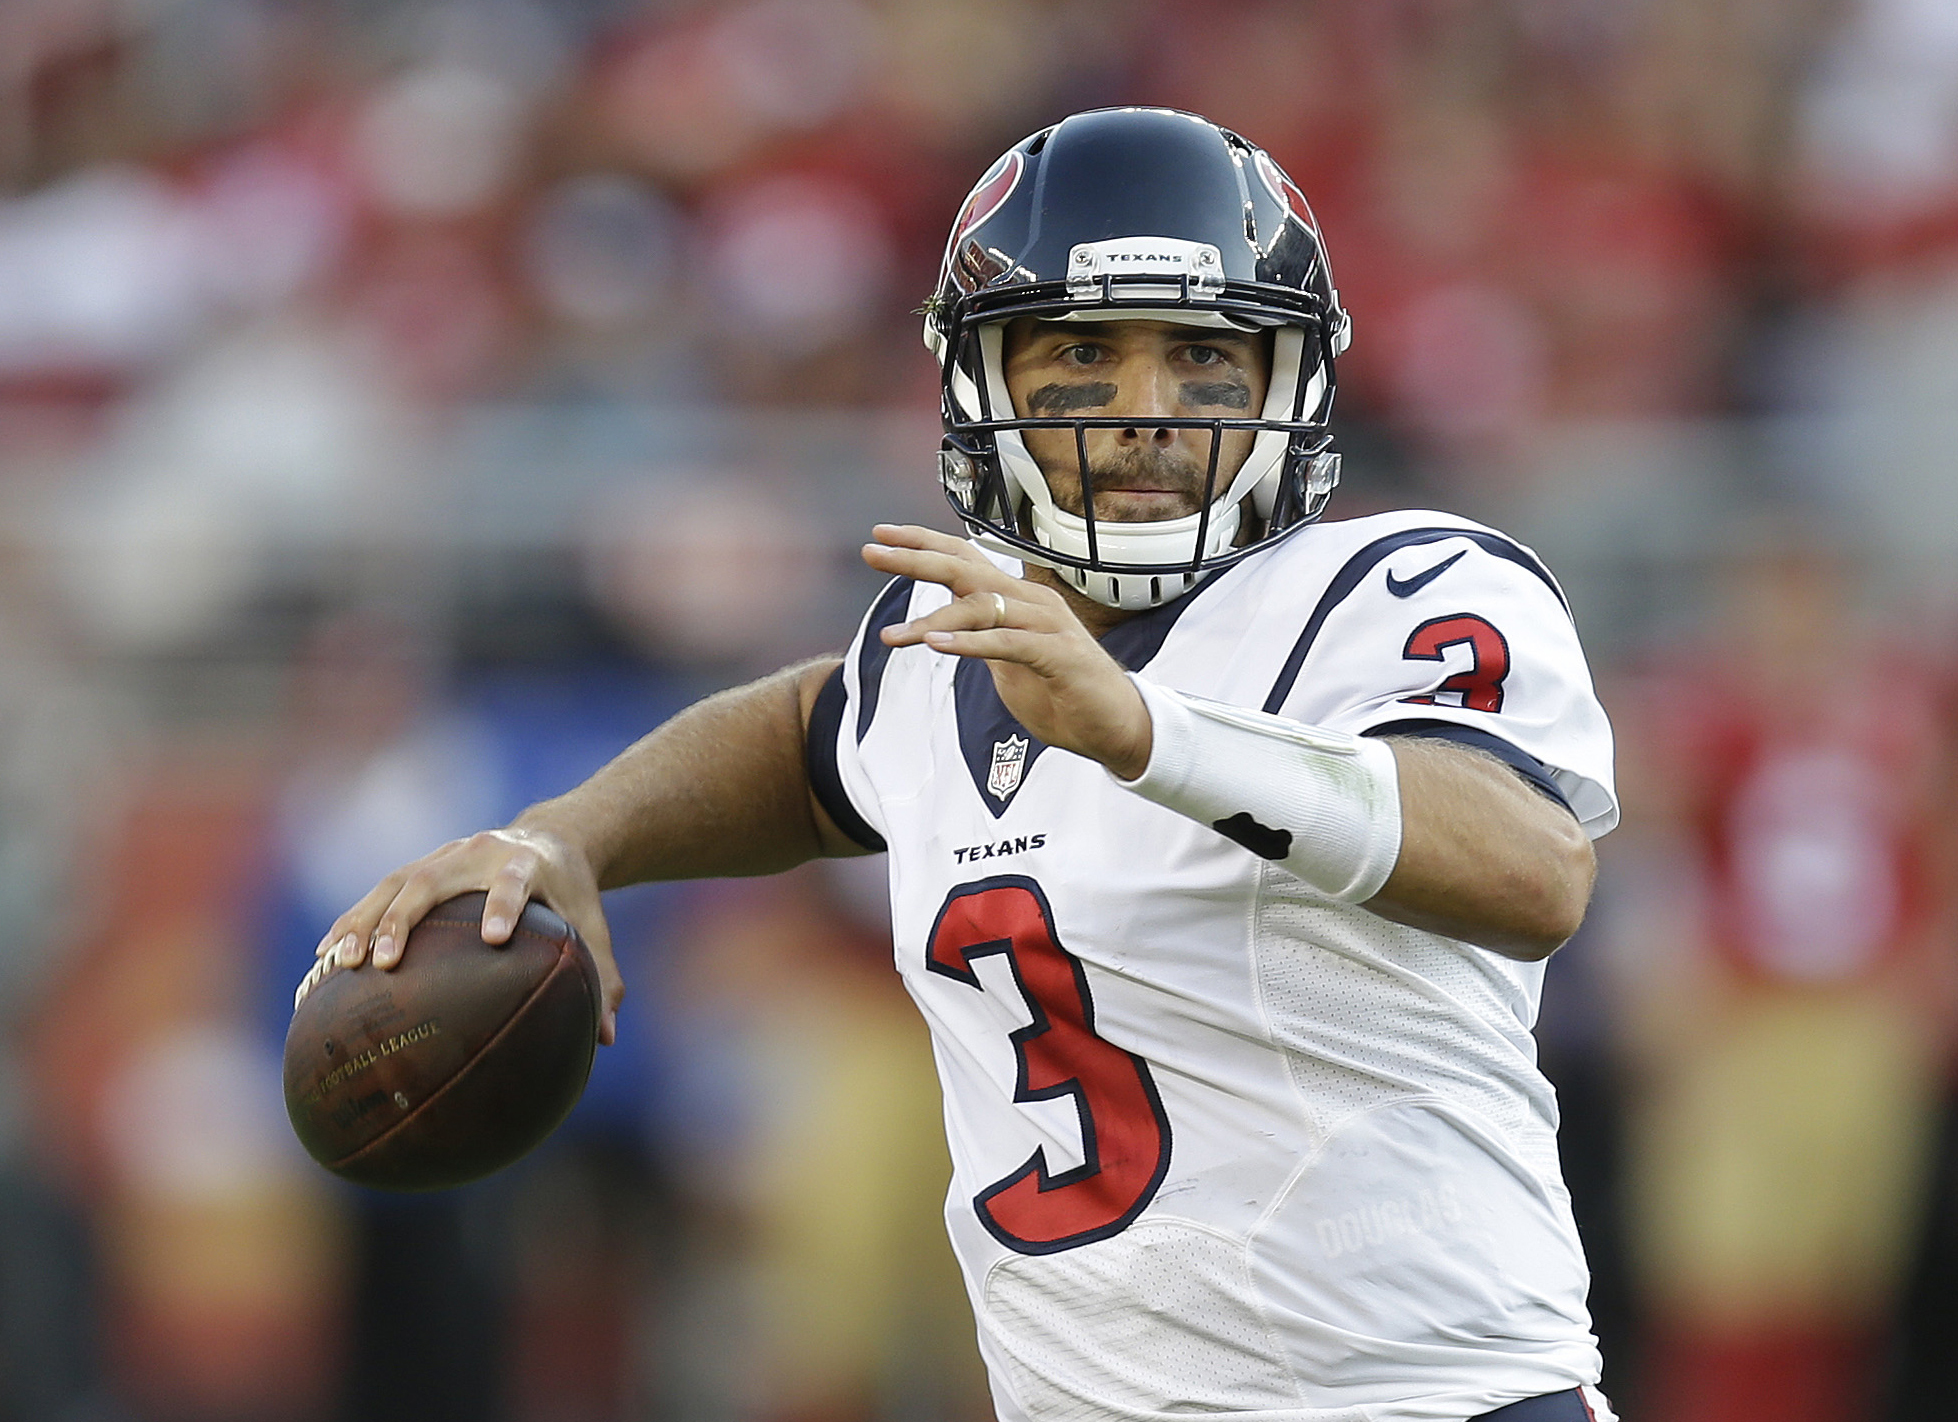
990, 592, 1009, 628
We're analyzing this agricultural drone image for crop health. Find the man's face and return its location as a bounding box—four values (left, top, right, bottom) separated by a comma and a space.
1001, 317, 1272, 524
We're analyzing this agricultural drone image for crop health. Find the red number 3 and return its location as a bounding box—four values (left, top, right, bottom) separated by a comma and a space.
1400, 613, 1510, 713
926, 876, 1173, 1255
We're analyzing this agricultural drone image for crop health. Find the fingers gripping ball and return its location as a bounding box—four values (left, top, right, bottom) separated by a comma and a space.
284, 892, 601, 1191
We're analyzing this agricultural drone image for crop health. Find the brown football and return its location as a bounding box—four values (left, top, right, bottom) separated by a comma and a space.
283, 892, 601, 1191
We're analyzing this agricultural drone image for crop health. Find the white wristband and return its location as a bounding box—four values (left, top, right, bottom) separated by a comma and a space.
1113, 674, 1403, 903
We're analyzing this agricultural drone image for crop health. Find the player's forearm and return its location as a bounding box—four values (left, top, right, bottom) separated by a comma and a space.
1114, 681, 1592, 960
1367, 738, 1596, 960
510, 659, 837, 888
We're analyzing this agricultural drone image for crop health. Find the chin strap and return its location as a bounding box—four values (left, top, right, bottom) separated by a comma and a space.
1110, 675, 1402, 903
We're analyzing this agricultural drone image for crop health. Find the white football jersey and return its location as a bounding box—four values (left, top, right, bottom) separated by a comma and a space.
811, 509, 1619, 1422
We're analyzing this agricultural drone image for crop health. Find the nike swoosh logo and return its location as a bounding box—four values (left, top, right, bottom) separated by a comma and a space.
1385, 549, 1466, 598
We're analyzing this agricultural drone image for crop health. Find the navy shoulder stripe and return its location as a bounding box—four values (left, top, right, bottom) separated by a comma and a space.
1365, 718, 1573, 815
1263, 527, 1566, 715
807, 664, 886, 852
854, 577, 916, 743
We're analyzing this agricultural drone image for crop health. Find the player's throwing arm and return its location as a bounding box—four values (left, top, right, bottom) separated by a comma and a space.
307, 656, 860, 1045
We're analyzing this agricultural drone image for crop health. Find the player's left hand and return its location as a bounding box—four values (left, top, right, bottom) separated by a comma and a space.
862, 524, 1152, 780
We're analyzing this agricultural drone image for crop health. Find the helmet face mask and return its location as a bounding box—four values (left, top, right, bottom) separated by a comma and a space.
925, 108, 1350, 611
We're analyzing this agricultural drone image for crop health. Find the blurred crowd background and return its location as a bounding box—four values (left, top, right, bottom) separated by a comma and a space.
2, 1, 1958, 1420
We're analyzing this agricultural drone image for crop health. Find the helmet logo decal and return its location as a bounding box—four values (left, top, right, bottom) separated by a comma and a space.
1253, 148, 1314, 228
944, 148, 1026, 272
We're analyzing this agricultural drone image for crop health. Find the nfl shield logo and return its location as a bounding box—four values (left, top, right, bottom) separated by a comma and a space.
987, 735, 1028, 800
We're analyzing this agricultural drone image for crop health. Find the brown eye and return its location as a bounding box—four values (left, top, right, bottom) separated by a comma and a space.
1062, 344, 1101, 366
1185, 344, 1225, 366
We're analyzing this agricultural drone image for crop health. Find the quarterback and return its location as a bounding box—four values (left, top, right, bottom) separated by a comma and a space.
318, 109, 1619, 1422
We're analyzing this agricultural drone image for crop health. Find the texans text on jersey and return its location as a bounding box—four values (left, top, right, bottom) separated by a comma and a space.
953, 833, 1048, 864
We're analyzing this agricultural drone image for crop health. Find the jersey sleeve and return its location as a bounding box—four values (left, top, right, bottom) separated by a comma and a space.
803, 577, 915, 852
1275, 534, 1618, 837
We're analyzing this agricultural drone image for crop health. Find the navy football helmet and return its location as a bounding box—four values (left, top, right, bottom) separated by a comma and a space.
925, 107, 1351, 609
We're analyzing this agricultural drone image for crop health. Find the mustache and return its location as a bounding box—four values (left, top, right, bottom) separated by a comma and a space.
1051, 446, 1221, 514
1085, 444, 1209, 487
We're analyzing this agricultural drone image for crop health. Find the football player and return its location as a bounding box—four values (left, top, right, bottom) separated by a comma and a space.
315, 108, 1619, 1422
